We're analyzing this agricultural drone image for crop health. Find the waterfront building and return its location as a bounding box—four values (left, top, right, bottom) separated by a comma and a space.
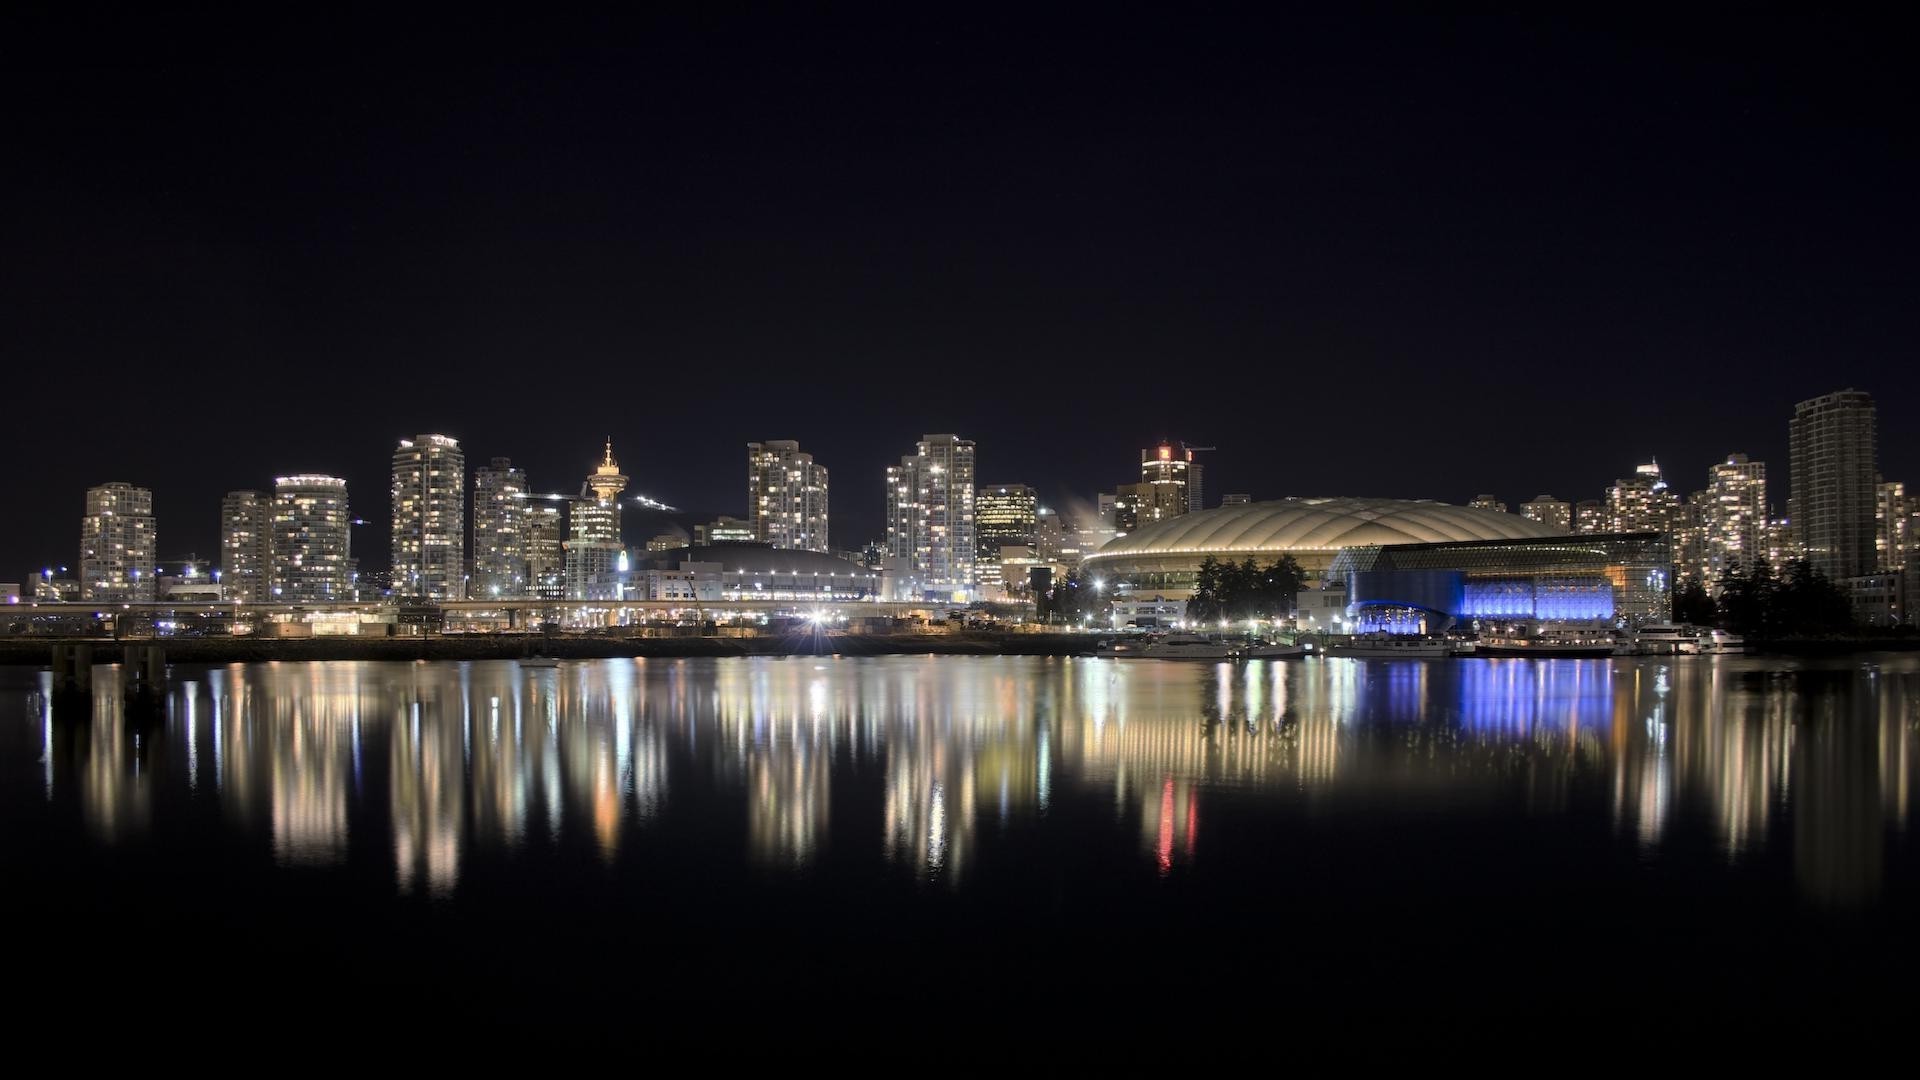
1332, 532, 1673, 630
975, 483, 1037, 596
566, 440, 627, 601
1519, 495, 1572, 533
525, 502, 565, 599
79, 482, 156, 602
1790, 388, 1877, 581
1083, 496, 1667, 626
1574, 500, 1607, 534
220, 490, 272, 603
1846, 572, 1904, 628
472, 457, 528, 599
271, 475, 352, 602
1606, 460, 1682, 533
1703, 453, 1768, 587
1084, 497, 1560, 595
1469, 494, 1508, 514
391, 434, 466, 599
746, 441, 829, 552
885, 434, 976, 598
636, 544, 881, 601
1877, 480, 1911, 572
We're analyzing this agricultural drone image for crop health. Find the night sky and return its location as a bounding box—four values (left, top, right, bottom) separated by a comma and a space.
5, 9, 1914, 577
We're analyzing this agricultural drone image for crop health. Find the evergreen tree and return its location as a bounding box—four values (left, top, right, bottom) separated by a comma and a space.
1672, 579, 1716, 626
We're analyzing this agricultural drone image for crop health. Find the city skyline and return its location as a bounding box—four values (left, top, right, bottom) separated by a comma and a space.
16, 390, 1915, 596
7, 11, 1916, 580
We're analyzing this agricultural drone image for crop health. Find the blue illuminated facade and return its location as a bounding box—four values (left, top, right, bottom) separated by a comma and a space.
1331, 533, 1670, 632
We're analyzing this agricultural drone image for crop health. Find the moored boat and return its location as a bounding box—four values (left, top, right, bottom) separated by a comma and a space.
1095, 632, 1237, 660
1322, 634, 1453, 658
1244, 640, 1309, 659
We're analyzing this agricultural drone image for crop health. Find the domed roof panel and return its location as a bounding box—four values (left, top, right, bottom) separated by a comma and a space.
1085, 497, 1562, 561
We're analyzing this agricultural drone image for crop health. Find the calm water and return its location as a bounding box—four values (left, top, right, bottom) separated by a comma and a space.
4, 654, 1917, 1027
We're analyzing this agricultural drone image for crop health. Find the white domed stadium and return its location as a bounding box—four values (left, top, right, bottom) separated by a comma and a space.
1081, 497, 1563, 594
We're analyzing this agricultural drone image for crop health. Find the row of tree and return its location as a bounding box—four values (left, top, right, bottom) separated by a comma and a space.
1187, 555, 1305, 623
1670, 558, 1855, 638
1034, 555, 1308, 624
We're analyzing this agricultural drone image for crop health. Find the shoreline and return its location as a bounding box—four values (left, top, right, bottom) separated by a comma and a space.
1, 632, 1916, 666
0, 633, 1100, 665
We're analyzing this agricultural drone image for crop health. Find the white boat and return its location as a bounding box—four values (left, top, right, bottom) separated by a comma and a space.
519, 655, 562, 668
1474, 633, 1614, 658
1095, 633, 1237, 660
1697, 629, 1747, 655
1615, 623, 1700, 656
1243, 640, 1308, 660
1322, 634, 1453, 658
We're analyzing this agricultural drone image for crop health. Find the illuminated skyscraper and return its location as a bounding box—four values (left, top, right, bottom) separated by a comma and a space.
1790, 389, 1877, 581
1519, 495, 1572, 533
567, 439, 627, 600
79, 481, 156, 601
1607, 460, 1682, 533
391, 434, 466, 599
1703, 454, 1768, 587
1574, 500, 1607, 534
1140, 443, 1204, 514
747, 440, 829, 552
1110, 481, 1186, 533
472, 457, 528, 598
1877, 480, 1911, 572
272, 475, 352, 602
220, 490, 272, 603
975, 483, 1038, 593
525, 502, 566, 600
885, 434, 976, 597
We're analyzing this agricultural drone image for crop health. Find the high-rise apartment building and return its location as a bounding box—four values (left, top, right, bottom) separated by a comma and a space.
391, 434, 466, 599
567, 440, 627, 600
525, 502, 566, 599
1703, 454, 1768, 586
1790, 389, 1877, 581
1674, 491, 1712, 586
975, 483, 1038, 594
1468, 494, 1508, 514
1110, 481, 1186, 533
1519, 495, 1572, 533
1220, 493, 1251, 507
1877, 480, 1911, 572
1140, 443, 1205, 515
1607, 460, 1683, 533
1574, 500, 1607, 534
747, 440, 829, 552
472, 457, 529, 598
79, 482, 156, 601
885, 434, 976, 597
272, 475, 352, 602
220, 490, 272, 602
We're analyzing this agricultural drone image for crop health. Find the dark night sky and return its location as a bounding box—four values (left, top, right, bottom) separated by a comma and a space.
3, 8, 1914, 577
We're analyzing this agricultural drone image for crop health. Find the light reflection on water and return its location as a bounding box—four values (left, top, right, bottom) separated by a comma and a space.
10, 655, 1919, 907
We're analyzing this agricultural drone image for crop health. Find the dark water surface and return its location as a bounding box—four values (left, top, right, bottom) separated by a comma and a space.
4, 655, 1916, 1032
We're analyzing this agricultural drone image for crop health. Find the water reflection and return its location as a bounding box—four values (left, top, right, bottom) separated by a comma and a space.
16, 655, 1920, 906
